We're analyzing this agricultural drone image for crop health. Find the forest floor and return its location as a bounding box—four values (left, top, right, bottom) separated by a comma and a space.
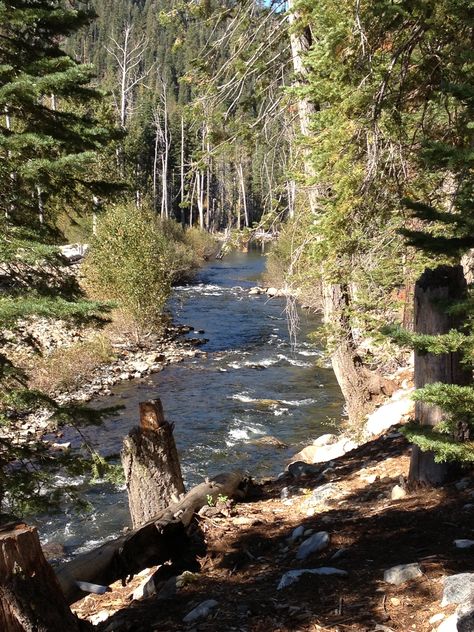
72, 428, 474, 632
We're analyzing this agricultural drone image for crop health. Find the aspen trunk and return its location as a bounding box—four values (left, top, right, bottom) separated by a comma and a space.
121, 399, 185, 528
0, 522, 87, 631
409, 265, 471, 486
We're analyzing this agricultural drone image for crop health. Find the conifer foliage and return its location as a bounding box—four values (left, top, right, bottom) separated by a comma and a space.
0, 0, 120, 514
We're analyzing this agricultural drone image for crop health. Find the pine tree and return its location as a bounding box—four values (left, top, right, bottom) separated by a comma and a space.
0, 0, 120, 515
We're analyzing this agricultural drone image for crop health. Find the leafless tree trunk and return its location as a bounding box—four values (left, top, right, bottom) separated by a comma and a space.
121, 399, 185, 528
106, 24, 150, 129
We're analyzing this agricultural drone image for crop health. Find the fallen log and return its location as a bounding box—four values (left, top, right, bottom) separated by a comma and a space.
121, 398, 185, 528
0, 521, 90, 631
56, 471, 245, 604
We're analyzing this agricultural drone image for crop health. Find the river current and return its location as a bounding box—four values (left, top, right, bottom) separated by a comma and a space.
34, 251, 343, 555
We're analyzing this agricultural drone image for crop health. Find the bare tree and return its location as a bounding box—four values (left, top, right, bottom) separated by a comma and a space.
106, 24, 151, 128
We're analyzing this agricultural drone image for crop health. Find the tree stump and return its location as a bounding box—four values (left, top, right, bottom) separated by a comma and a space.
0, 521, 86, 631
121, 399, 185, 528
409, 265, 471, 486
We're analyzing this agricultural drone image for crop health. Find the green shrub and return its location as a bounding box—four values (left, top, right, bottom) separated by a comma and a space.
83, 204, 173, 331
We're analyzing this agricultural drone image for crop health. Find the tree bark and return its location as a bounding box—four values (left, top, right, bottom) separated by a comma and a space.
324, 283, 396, 424
408, 265, 471, 486
121, 399, 185, 528
0, 522, 88, 631
56, 471, 245, 604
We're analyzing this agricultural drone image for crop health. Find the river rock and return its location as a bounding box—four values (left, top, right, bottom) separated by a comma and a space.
266, 287, 279, 297
291, 437, 358, 465
457, 601, 474, 632
442, 573, 474, 606
287, 461, 320, 479
383, 563, 423, 585
183, 599, 219, 623
437, 614, 459, 632
296, 531, 330, 560
249, 435, 288, 449
277, 567, 348, 590
312, 433, 338, 447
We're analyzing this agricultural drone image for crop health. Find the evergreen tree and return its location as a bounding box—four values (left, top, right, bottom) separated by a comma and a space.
0, 0, 120, 515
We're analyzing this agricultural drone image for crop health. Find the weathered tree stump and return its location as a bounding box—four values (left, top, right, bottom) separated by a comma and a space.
121, 399, 185, 528
0, 522, 87, 631
409, 265, 471, 486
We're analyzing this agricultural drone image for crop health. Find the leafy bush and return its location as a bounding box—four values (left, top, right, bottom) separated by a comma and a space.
83, 204, 174, 331
83, 207, 218, 331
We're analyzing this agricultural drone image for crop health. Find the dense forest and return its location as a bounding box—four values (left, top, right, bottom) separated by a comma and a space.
0, 0, 473, 599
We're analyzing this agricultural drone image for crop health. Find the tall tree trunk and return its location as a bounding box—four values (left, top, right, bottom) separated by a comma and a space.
408, 265, 471, 486
180, 115, 186, 227
0, 522, 87, 631
288, 0, 383, 427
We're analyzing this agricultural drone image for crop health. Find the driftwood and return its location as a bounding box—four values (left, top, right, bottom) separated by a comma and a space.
121, 399, 185, 528
0, 522, 89, 631
409, 265, 471, 485
56, 471, 245, 604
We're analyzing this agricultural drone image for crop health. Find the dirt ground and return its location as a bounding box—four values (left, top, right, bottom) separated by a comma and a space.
73, 429, 474, 632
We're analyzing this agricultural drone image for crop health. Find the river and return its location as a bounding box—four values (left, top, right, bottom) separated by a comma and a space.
34, 250, 343, 555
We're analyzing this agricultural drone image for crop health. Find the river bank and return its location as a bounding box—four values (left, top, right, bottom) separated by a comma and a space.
69, 415, 474, 632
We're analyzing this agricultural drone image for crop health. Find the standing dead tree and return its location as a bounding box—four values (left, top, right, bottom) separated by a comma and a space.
121, 398, 185, 528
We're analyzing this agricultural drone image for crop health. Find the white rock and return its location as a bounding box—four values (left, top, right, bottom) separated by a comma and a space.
277, 567, 348, 590
266, 287, 279, 296
312, 433, 338, 447
132, 574, 156, 600
429, 613, 445, 624
288, 525, 305, 543
183, 599, 218, 623
454, 539, 474, 549
291, 437, 358, 465
391, 485, 407, 500
437, 614, 458, 632
364, 390, 414, 438
296, 531, 330, 561
89, 610, 110, 625
442, 573, 474, 606
383, 563, 422, 585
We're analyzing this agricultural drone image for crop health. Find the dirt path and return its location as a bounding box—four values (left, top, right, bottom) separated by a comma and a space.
71, 428, 474, 631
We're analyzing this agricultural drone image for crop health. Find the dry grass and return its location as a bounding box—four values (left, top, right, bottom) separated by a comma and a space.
28, 334, 115, 395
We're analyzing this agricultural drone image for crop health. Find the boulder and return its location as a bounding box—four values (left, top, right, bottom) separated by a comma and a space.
312, 433, 339, 447
311, 482, 338, 505
383, 563, 423, 585
291, 438, 357, 465
442, 573, 474, 607
364, 389, 414, 438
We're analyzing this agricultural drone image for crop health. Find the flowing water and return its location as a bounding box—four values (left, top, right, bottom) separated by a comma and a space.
34, 250, 343, 555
